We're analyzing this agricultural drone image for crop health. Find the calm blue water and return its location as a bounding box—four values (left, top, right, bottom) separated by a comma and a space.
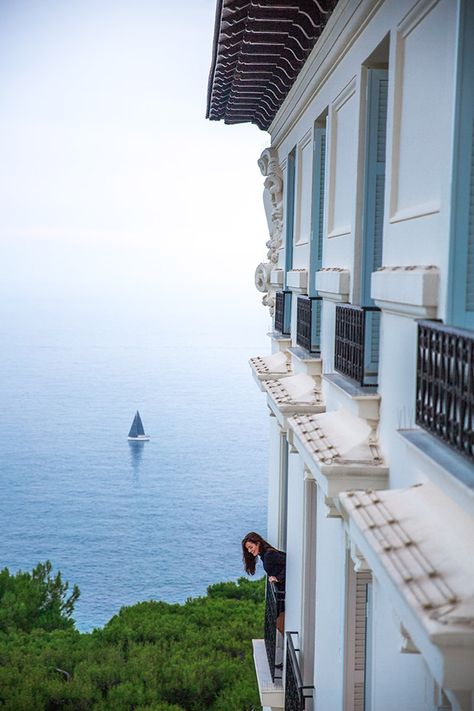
0, 339, 269, 631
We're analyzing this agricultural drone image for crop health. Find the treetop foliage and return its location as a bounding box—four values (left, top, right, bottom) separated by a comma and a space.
0, 565, 265, 710
0, 561, 80, 634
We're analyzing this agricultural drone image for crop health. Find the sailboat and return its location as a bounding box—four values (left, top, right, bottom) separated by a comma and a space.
127, 411, 150, 441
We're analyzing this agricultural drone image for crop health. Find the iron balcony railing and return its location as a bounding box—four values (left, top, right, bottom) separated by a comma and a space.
264, 580, 285, 682
416, 320, 474, 461
334, 304, 381, 386
275, 290, 292, 336
285, 632, 314, 711
296, 296, 322, 353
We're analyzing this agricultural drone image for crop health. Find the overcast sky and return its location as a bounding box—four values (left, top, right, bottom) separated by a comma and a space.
0, 0, 271, 346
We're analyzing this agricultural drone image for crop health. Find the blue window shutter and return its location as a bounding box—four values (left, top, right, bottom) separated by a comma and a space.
466, 125, 474, 313
450, 0, 474, 329
361, 69, 388, 383
361, 69, 388, 306
309, 126, 326, 296
311, 297, 322, 352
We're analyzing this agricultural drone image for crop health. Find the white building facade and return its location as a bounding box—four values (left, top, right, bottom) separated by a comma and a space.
207, 1, 474, 710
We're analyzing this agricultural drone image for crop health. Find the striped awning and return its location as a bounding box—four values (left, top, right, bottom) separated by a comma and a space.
206, 0, 338, 131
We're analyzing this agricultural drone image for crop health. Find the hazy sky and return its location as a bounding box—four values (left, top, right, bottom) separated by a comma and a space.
0, 0, 271, 346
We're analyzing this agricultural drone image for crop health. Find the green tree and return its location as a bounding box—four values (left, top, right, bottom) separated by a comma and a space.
0, 561, 80, 633
0, 568, 264, 710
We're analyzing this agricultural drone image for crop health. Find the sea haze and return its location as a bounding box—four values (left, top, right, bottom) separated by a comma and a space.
0, 337, 269, 631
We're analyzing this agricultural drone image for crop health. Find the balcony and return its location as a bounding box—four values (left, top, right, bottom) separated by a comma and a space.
334, 304, 381, 387
285, 632, 314, 711
296, 296, 322, 354
275, 290, 292, 336
264, 580, 285, 682
416, 320, 474, 461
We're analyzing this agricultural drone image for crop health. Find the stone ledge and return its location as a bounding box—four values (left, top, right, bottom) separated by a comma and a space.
252, 639, 284, 709
270, 268, 285, 286
288, 346, 322, 377
323, 373, 380, 423
287, 269, 308, 292
315, 268, 350, 302
288, 409, 388, 508
267, 332, 292, 351
371, 266, 439, 318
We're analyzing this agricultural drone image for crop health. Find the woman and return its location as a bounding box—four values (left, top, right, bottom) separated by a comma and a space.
242, 532, 286, 634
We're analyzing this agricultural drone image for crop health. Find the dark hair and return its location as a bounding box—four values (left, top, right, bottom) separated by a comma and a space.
241, 531, 275, 575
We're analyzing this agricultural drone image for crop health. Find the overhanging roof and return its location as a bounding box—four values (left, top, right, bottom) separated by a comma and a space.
206, 0, 338, 131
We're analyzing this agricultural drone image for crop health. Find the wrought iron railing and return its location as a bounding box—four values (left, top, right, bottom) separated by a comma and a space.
264, 580, 285, 681
285, 632, 314, 711
296, 296, 322, 353
334, 304, 381, 386
416, 320, 474, 461
275, 290, 292, 336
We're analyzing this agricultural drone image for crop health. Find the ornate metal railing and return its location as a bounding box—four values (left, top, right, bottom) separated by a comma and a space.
275, 290, 292, 336
296, 296, 322, 353
264, 580, 285, 681
334, 304, 381, 386
416, 320, 474, 461
285, 632, 314, 711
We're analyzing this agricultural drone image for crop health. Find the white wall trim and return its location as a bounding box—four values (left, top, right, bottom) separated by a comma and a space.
389, 0, 445, 221
328, 77, 358, 239
371, 265, 439, 318
295, 128, 314, 246
315, 268, 351, 301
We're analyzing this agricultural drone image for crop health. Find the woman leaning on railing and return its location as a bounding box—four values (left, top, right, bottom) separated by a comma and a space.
242, 532, 286, 633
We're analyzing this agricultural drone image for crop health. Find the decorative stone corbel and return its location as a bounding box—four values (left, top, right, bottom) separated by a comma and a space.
399, 623, 420, 654
255, 147, 283, 315
324, 496, 342, 518
350, 542, 371, 573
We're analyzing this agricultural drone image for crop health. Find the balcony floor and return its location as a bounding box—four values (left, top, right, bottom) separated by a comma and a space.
252, 639, 284, 709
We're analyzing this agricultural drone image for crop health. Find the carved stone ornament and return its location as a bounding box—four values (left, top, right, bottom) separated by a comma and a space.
255, 262, 272, 293
254, 147, 284, 315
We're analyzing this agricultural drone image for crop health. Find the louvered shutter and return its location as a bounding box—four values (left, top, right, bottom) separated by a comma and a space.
466, 129, 474, 315
311, 297, 323, 352
361, 69, 388, 304
310, 126, 326, 294
285, 148, 296, 283
450, 0, 474, 329
310, 125, 327, 351
362, 69, 388, 381
353, 572, 371, 711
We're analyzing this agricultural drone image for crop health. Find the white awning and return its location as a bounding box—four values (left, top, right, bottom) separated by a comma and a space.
249, 351, 292, 386
340, 482, 474, 690
287, 408, 387, 501
263, 373, 325, 421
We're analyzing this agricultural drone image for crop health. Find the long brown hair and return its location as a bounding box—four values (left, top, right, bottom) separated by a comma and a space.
241, 531, 275, 575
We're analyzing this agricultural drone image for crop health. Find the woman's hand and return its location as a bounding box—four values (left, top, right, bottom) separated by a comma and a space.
268, 575, 278, 583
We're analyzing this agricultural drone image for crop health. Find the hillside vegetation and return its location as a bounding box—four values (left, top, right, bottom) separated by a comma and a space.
0, 563, 264, 710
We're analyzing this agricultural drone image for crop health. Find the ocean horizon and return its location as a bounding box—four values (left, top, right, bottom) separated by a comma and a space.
0, 333, 269, 632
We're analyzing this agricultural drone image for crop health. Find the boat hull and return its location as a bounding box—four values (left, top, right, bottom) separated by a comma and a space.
128, 436, 150, 441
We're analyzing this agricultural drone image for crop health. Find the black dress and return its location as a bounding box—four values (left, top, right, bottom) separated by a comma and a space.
260, 547, 286, 614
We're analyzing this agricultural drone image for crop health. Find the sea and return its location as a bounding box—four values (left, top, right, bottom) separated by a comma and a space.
0, 327, 269, 632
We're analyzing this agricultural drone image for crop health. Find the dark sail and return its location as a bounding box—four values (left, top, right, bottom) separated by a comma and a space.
128, 411, 145, 438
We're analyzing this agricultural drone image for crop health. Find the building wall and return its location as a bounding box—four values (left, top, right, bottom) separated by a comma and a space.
313, 488, 346, 711
257, 0, 473, 709
370, 577, 429, 711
